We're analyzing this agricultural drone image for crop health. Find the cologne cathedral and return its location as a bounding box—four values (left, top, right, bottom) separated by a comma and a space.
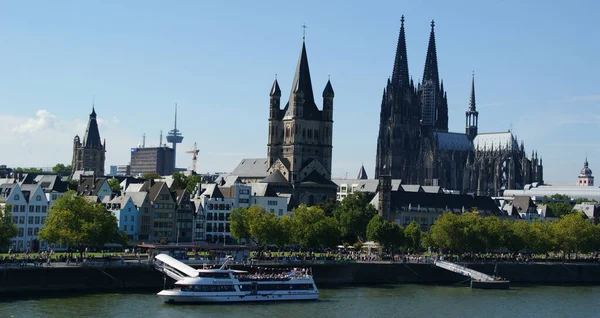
375, 17, 543, 196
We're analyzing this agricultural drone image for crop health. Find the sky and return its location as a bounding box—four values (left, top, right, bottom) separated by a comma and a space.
1, 0, 599, 184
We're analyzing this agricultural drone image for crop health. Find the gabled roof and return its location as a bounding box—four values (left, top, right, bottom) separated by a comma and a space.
248, 183, 279, 197
261, 170, 290, 185
474, 132, 518, 151
127, 192, 149, 207
76, 177, 107, 196
148, 181, 170, 202
201, 184, 224, 200
231, 158, 268, 178
433, 132, 471, 151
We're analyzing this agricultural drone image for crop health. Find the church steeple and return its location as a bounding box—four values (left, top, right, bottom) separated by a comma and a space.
422, 20, 439, 87
392, 15, 409, 89
83, 107, 102, 148
286, 41, 317, 118
465, 72, 479, 141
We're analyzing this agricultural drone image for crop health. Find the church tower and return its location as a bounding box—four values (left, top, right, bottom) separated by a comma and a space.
72, 107, 106, 176
465, 73, 479, 141
265, 38, 337, 206
420, 20, 448, 132
578, 157, 594, 186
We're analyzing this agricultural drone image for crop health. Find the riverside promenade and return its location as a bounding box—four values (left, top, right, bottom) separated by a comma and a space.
4, 255, 600, 298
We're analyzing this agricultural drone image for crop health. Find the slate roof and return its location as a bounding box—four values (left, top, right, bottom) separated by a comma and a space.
433, 132, 471, 151
0, 183, 17, 201
357, 165, 368, 180
382, 191, 502, 215
126, 192, 149, 208
83, 107, 103, 148
231, 158, 268, 178
261, 170, 290, 185
282, 42, 321, 120
148, 182, 169, 202
201, 184, 224, 200
34, 175, 70, 192
248, 183, 279, 197
77, 177, 107, 196
300, 171, 338, 187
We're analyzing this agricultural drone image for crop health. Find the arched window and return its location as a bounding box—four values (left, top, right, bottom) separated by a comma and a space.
36, 195, 41, 201
14, 194, 19, 200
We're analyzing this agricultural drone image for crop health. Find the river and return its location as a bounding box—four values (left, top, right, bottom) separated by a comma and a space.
1, 285, 599, 318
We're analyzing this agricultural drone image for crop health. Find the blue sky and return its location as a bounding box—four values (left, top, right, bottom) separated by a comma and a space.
1, 1, 599, 183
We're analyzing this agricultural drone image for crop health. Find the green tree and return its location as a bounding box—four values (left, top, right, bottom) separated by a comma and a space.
554, 212, 597, 256
316, 198, 340, 217
366, 215, 403, 251
38, 191, 126, 255
229, 205, 283, 247
333, 192, 377, 244
52, 163, 72, 176
0, 204, 18, 251
142, 172, 162, 180
428, 212, 464, 252
171, 172, 201, 194
108, 178, 121, 192
14, 167, 43, 174
290, 204, 341, 249
404, 221, 422, 252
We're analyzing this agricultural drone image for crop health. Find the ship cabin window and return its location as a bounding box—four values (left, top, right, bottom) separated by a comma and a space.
256, 284, 315, 291
197, 272, 231, 279
181, 285, 236, 292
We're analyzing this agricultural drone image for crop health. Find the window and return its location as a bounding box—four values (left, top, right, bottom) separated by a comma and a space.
128, 207, 131, 212
28, 228, 33, 236
18, 228, 24, 237
12, 216, 17, 224
131, 216, 134, 222
29, 206, 34, 212
268, 200, 277, 206
35, 206, 41, 212
19, 216, 25, 224
34, 216, 40, 224
36, 195, 41, 201
34, 227, 39, 235
124, 216, 128, 221
279, 209, 283, 216
20, 205, 25, 212
42, 206, 47, 213
239, 199, 249, 203
14, 194, 19, 200
28, 216, 33, 224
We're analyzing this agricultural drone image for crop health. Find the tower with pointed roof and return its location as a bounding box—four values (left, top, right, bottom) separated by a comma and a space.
375, 16, 543, 196
578, 158, 593, 186
72, 107, 106, 175
466, 73, 478, 140
265, 39, 337, 206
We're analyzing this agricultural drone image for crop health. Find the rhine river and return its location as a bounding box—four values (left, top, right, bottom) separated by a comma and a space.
2, 285, 600, 318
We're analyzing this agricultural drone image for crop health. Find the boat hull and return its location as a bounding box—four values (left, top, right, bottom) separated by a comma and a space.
158, 290, 319, 303
470, 280, 510, 290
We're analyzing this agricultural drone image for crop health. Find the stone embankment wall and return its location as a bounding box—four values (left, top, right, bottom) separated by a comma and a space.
2, 262, 600, 296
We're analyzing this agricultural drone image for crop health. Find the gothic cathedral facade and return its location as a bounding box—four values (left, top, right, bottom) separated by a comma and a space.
376, 17, 543, 196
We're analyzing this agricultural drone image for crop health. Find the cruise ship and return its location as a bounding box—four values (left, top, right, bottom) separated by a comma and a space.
154, 254, 319, 303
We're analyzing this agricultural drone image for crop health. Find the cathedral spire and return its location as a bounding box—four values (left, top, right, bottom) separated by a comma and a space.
422, 19, 439, 87
391, 15, 409, 89
469, 72, 476, 111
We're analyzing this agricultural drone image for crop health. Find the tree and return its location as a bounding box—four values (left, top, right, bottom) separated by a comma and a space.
316, 198, 340, 217
0, 204, 18, 251
229, 205, 282, 247
52, 163, 72, 176
142, 172, 162, 180
14, 167, 43, 174
333, 192, 377, 244
366, 215, 403, 251
38, 191, 125, 255
554, 212, 597, 256
108, 178, 121, 192
404, 221, 422, 252
171, 172, 201, 194
290, 204, 341, 249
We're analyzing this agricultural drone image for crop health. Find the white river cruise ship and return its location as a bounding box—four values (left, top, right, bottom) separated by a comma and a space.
154, 254, 319, 303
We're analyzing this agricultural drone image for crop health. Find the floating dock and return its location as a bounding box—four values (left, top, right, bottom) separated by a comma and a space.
434, 260, 510, 289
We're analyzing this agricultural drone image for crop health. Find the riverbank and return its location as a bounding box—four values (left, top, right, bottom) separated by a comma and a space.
3, 261, 600, 298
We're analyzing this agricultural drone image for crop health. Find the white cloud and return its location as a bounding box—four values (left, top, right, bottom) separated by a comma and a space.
12, 109, 57, 133
0, 110, 137, 169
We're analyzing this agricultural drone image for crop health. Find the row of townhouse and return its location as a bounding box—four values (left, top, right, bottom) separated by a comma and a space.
0, 174, 72, 251
0, 172, 291, 251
